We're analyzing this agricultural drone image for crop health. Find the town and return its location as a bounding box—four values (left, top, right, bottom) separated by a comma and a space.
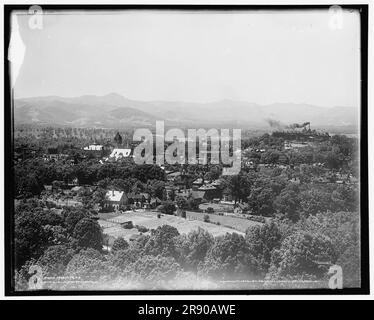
13, 122, 360, 290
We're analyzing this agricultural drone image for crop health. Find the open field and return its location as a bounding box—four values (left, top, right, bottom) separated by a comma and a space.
186, 211, 263, 233
99, 210, 244, 242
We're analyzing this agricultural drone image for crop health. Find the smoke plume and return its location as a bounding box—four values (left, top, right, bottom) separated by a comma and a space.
266, 118, 283, 129
286, 122, 310, 129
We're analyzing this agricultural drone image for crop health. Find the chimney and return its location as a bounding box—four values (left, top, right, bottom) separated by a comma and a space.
112, 190, 114, 196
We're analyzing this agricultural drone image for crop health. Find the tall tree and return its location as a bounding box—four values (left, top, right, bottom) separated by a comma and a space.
73, 218, 103, 251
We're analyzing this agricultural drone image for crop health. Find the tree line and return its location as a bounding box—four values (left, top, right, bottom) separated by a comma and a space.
14, 199, 359, 290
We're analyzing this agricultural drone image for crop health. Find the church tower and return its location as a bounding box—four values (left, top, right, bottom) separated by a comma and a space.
114, 132, 123, 147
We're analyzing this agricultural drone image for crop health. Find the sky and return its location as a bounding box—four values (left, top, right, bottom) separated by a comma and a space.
11, 9, 361, 107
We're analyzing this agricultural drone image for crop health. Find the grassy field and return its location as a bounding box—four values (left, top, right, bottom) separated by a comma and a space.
99, 210, 244, 242
186, 211, 263, 233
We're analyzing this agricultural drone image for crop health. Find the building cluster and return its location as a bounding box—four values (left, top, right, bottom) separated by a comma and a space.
102, 167, 230, 213
82, 132, 134, 162
38, 128, 357, 215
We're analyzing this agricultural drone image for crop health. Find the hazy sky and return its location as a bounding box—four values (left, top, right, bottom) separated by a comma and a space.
12, 9, 360, 107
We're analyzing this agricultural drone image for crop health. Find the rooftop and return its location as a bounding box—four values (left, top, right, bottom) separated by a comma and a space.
106, 190, 124, 202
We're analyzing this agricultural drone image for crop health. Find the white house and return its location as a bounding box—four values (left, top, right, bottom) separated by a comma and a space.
104, 190, 126, 211
84, 144, 103, 151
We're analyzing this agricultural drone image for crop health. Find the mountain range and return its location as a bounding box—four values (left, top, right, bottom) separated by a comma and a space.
13, 93, 358, 131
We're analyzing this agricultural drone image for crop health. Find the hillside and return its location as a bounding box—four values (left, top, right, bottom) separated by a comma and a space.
13, 93, 358, 129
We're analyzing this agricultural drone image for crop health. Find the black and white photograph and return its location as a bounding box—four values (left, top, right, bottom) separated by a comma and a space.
3, 3, 369, 295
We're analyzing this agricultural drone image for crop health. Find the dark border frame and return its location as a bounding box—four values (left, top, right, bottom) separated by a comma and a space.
4, 4, 369, 296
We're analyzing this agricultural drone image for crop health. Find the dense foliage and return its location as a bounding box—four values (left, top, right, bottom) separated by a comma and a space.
14, 198, 360, 290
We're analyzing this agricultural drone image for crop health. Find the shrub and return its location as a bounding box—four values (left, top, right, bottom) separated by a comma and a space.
206, 207, 214, 214
247, 215, 266, 223
203, 214, 210, 223
159, 201, 176, 215
136, 225, 149, 233
112, 237, 129, 252
121, 221, 133, 229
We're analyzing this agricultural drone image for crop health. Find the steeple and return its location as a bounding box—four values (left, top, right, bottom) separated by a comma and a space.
114, 132, 122, 147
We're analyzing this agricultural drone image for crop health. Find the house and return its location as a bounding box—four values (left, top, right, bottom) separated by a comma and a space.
44, 185, 53, 192
189, 190, 206, 203
133, 193, 148, 208
176, 208, 186, 218
278, 153, 289, 164
69, 177, 79, 186
124, 192, 150, 208
277, 164, 288, 169
70, 186, 82, 193
83, 144, 103, 151
335, 172, 352, 183
104, 190, 126, 211
192, 178, 204, 190
284, 141, 292, 150
313, 176, 329, 184
257, 164, 274, 174
108, 148, 132, 161
175, 189, 191, 198
42, 153, 69, 162
234, 203, 246, 214
150, 197, 162, 209
198, 184, 221, 201
221, 187, 234, 202
243, 160, 256, 169
289, 177, 301, 184
312, 162, 325, 167
349, 176, 359, 184
165, 184, 178, 200
290, 142, 310, 149
166, 171, 181, 182
211, 179, 223, 188
139, 192, 151, 202
242, 147, 253, 154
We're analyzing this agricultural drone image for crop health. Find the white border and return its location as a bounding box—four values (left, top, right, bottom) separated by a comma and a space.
0, 0, 372, 300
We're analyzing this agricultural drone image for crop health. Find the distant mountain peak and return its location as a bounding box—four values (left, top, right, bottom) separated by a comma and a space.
104, 92, 124, 98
